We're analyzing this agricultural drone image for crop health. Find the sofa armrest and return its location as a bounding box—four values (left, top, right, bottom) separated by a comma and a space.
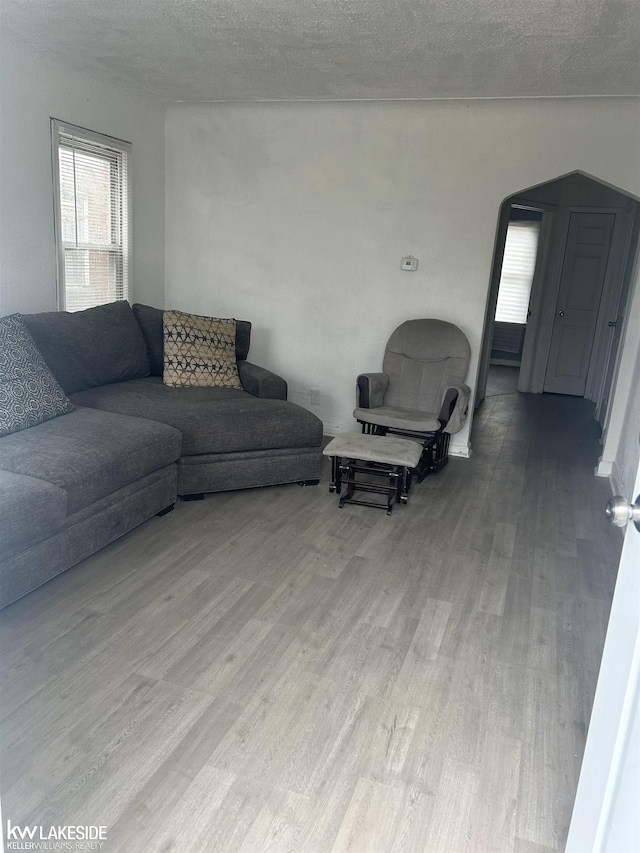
440, 383, 471, 434
238, 361, 288, 400
356, 373, 389, 409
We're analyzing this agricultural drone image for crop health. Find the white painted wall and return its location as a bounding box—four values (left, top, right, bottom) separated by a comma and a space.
609, 266, 640, 499
165, 98, 640, 454
0, 35, 167, 316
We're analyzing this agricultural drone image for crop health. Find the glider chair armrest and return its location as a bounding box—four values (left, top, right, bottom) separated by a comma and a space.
356, 373, 389, 409
440, 383, 471, 434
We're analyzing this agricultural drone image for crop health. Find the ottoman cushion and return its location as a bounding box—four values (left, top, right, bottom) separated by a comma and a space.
323, 434, 422, 468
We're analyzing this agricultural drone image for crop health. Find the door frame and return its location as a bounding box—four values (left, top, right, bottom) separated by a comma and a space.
475, 197, 552, 407
592, 204, 639, 428
566, 452, 640, 851
517, 204, 556, 393
583, 207, 633, 404
475, 199, 511, 408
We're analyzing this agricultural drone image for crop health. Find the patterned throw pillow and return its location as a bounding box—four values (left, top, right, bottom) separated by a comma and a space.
163, 310, 243, 389
0, 313, 74, 437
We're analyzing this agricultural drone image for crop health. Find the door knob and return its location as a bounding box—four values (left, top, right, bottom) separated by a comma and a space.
558, 310, 565, 317
605, 495, 640, 531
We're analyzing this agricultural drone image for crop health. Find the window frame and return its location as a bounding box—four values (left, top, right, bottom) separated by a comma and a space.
51, 118, 132, 311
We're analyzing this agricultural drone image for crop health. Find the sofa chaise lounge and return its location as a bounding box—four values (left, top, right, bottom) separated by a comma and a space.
0, 301, 323, 607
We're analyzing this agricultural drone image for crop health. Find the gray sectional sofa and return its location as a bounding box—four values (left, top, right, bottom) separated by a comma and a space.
0, 301, 323, 607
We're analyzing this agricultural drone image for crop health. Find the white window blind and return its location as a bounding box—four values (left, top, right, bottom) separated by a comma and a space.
495, 219, 540, 324
52, 120, 131, 312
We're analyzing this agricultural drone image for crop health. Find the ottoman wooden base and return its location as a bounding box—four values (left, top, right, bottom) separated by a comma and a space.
323, 434, 422, 515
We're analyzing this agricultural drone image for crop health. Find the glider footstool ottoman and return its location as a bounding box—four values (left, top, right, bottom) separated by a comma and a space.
323, 434, 422, 515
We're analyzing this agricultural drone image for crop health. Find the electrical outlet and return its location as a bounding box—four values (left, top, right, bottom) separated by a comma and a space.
401, 257, 418, 271
310, 387, 321, 405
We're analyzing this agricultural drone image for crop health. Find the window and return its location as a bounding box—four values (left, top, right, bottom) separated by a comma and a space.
52, 120, 131, 312
494, 215, 541, 324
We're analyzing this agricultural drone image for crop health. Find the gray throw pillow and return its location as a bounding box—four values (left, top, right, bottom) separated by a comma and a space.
0, 313, 74, 437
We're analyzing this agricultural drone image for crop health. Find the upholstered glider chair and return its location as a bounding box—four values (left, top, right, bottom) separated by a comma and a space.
353, 319, 471, 480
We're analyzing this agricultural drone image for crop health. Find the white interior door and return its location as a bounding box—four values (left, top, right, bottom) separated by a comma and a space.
544, 212, 615, 396
566, 450, 640, 852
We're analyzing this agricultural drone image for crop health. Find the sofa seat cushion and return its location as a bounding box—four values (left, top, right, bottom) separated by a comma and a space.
353, 404, 441, 433
0, 469, 68, 561
0, 406, 182, 514
69, 378, 323, 456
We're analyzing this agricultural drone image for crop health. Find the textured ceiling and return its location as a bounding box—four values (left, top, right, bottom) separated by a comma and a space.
3, 0, 640, 101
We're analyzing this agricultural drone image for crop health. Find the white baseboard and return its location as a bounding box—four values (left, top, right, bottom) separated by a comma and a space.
450, 441, 472, 459
610, 464, 624, 497
595, 458, 613, 478
596, 457, 624, 496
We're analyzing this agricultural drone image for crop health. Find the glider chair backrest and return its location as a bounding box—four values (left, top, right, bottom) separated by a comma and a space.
382, 319, 471, 414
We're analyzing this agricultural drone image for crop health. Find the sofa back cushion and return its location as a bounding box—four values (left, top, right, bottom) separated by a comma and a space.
23, 301, 150, 394
0, 313, 74, 437
131, 303, 165, 375
235, 320, 252, 361
132, 303, 251, 376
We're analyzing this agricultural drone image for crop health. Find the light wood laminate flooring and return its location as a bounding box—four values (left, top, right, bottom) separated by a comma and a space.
0, 384, 622, 852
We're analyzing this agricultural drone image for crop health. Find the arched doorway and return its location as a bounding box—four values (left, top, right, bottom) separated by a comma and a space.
476, 171, 640, 434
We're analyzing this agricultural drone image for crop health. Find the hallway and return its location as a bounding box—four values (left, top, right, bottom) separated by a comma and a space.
0, 382, 623, 852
